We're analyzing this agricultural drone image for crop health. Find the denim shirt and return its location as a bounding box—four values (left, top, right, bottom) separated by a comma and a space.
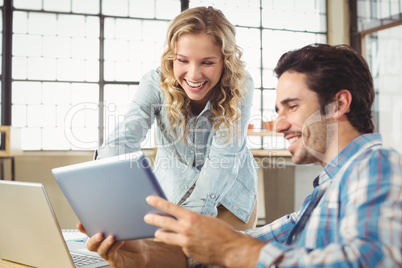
96, 68, 258, 223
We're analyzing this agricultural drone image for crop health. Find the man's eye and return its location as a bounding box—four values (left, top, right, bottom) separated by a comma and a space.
289, 105, 297, 111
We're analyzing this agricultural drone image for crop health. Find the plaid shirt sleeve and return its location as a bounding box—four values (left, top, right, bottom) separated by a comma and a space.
244, 210, 301, 244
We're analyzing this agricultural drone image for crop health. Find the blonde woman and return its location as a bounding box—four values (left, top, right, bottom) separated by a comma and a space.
96, 6, 258, 230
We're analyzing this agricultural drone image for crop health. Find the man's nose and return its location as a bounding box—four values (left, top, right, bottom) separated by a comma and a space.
275, 115, 290, 133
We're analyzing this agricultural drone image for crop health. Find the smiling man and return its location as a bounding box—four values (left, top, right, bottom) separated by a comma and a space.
81, 44, 402, 268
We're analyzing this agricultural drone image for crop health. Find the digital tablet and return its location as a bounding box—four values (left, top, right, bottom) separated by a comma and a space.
52, 151, 169, 241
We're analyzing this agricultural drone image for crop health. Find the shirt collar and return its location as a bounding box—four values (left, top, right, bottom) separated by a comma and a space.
203, 101, 211, 112
322, 133, 383, 180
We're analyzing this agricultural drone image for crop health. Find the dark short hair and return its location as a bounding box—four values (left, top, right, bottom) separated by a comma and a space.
274, 43, 375, 134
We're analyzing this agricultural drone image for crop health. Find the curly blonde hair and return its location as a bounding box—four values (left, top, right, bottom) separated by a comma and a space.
160, 6, 247, 142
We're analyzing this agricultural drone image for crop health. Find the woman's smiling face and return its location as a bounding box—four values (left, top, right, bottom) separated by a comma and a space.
173, 33, 224, 111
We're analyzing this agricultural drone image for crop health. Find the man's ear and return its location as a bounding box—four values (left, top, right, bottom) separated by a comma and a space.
332, 89, 352, 120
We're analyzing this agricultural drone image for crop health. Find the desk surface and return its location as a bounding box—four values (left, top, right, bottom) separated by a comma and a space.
0, 259, 113, 268
0, 259, 33, 267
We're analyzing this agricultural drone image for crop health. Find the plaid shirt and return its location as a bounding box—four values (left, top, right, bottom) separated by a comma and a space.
189, 133, 402, 267
245, 133, 402, 267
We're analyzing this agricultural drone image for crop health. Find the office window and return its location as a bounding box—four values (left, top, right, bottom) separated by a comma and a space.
9, 0, 177, 150
354, 0, 402, 153
4, 0, 326, 151
103, 18, 169, 82
190, 0, 327, 149
12, 10, 100, 150
357, 0, 402, 31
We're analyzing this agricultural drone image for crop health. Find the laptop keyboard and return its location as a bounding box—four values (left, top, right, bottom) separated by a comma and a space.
70, 252, 105, 267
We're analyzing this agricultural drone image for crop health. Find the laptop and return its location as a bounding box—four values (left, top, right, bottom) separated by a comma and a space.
0, 180, 110, 268
51, 151, 170, 241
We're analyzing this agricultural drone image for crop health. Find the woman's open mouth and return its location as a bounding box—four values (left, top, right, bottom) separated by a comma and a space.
185, 79, 207, 92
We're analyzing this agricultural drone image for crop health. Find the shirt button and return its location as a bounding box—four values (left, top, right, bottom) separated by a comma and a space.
210, 194, 216, 199
184, 185, 188, 190
232, 206, 237, 210
190, 150, 194, 154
